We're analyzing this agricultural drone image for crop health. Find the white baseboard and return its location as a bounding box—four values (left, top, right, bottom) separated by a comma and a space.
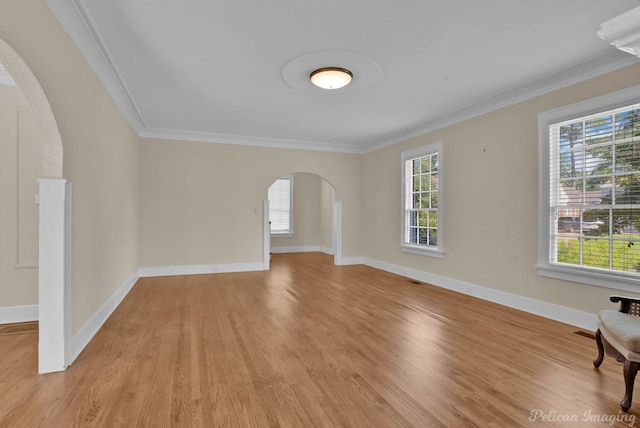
271, 246, 333, 255
138, 261, 265, 277
0, 305, 38, 324
70, 272, 139, 364
336, 256, 365, 266
362, 257, 597, 331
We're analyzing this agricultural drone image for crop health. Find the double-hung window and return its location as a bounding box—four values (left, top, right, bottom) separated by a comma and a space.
268, 175, 293, 236
538, 86, 640, 290
401, 142, 444, 258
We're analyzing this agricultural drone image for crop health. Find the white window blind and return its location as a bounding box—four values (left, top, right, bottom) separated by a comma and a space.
268, 176, 292, 235
548, 103, 640, 277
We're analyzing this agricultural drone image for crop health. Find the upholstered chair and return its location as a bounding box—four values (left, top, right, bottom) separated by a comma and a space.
594, 295, 640, 412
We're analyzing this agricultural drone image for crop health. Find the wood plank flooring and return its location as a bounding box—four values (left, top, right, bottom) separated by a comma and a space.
0, 321, 38, 336
0, 252, 638, 427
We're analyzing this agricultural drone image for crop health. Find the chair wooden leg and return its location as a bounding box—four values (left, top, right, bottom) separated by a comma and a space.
621, 360, 640, 412
594, 329, 605, 368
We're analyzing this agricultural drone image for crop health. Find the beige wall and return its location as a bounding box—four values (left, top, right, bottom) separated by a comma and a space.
271, 172, 333, 251
361, 64, 640, 315
0, 84, 41, 307
0, 0, 140, 334
138, 139, 360, 267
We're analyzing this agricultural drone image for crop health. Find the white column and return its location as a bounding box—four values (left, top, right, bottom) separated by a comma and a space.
38, 179, 71, 373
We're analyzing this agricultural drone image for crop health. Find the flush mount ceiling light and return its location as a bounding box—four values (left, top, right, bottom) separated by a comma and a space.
309, 67, 353, 90
282, 51, 380, 93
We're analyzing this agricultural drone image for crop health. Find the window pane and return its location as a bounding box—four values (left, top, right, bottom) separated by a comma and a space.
421, 174, 430, 192
418, 210, 428, 227
421, 157, 431, 174
408, 211, 417, 227
557, 238, 581, 266
413, 159, 420, 174
428, 233, 437, 246
420, 192, 429, 209
616, 142, 640, 173
418, 228, 428, 245
585, 115, 613, 145
615, 109, 640, 140
559, 122, 583, 151
403, 145, 441, 251
430, 211, 438, 229
268, 177, 291, 233
616, 174, 640, 204
582, 238, 611, 269
409, 227, 418, 244
549, 102, 640, 277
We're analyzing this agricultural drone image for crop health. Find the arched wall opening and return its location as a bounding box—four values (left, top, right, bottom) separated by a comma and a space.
0, 38, 69, 374
264, 172, 343, 269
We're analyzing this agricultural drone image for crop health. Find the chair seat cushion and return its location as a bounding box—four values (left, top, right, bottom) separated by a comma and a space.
598, 310, 640, 354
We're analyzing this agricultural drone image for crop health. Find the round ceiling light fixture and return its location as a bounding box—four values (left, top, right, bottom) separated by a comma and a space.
309, 67, 353, 90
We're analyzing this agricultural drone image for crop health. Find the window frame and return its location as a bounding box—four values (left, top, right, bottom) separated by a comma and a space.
400, 141, 445, 258
268, 175, 294, 237
537, 85, 640, 292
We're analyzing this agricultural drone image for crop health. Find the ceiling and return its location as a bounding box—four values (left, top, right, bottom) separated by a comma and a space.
44, 0, 640, 153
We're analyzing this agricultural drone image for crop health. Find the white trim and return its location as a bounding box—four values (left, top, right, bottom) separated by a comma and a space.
333, 201, 343, 265
0, 305, 38, 324
37, 179, 71, 374
271, 246, 333, 255
270, 233, 294, 238
138, 262, 265, 278
44, 0, 147, 134
338, 256, 365, 266
140, 127, 363, 154
70, 272, 138, 364
263, 200, 270, 270
537, 84, 640, 292
362, 257, 597, 331
400, 245, 445, 258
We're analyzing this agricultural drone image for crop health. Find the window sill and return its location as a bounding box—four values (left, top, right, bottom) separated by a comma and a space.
271, 233, 294, 238
400, 245, 445, 259
536, 263, 640, 294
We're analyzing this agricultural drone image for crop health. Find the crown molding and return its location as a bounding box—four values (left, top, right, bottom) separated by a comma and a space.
139, 127, 363, 153
598, 5, 640, 57
44, 0, 640, 155
363, 50, 639, 153
44, 0, 147, 133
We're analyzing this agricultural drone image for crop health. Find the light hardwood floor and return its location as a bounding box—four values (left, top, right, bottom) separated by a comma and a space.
0, 253, 637, 427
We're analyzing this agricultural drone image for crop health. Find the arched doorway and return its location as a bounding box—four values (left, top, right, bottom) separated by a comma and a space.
0, 38, 69, 373
263, 172, 343, 269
